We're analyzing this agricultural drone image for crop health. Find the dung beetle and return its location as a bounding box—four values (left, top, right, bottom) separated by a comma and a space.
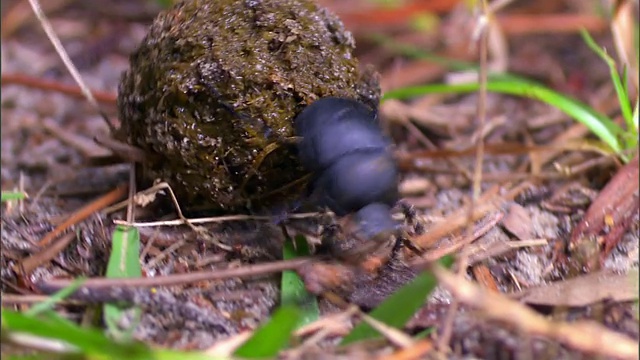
294, 97, 400, 241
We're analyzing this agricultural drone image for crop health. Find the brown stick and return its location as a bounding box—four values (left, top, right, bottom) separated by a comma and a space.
38, 185, 128, 247
1, 73, 118, 104
37, 258, 312, 292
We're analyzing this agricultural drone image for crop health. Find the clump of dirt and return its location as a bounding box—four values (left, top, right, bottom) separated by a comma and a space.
117, 0, 380, 213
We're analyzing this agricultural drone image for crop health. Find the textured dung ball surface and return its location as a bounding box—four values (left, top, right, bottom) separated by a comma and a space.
117, 0, 380, 212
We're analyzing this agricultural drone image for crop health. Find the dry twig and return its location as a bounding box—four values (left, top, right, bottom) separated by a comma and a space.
37, 184, 127, 247
38, 258, 312, 291
25, 0, 116, 132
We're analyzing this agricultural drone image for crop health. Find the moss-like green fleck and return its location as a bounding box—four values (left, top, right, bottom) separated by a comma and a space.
118, 0, 380, 212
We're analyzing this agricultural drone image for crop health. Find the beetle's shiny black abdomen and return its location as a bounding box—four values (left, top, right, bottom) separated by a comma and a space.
295, 98, 384, 170
315, 150, 397, 215
294, 97, 399, 239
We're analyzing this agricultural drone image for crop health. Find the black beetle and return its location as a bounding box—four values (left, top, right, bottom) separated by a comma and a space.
187, 90, 401, 245
294, 97, 400, 240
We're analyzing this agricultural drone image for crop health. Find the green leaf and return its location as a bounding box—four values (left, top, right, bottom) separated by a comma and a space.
234, 306, 301, 358
1, 191, 27, 202
281, 235, 319, 329
340, 256, 454, 345
103, 225, 142, 341
2, 310, 152, 359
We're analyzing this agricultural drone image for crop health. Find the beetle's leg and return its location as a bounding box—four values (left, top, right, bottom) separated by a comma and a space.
282, 217, 323, 238
320, 221, 354, 258
196, 71, 297, 205
253, 173, 311, 204
398, 230, 426, 257
242, 137, 298, 183
269, 199, 304, 225
389, 230, 406, 259
279, 222, 293, 242
196, 67, 298, 147
239, 141, 281, 190
399, 201, 426, 235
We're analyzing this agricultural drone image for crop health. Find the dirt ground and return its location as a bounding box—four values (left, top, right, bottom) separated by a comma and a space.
1, 0, 638, 359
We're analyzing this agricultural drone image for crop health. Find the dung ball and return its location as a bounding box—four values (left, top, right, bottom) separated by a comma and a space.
117, 0, 380, 213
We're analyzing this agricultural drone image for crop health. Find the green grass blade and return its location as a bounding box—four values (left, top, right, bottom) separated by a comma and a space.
6, 355, 55, 360
154, 349, 230, 360
340, 256, 454, 345
383, 76, 625, 154
612, 67, 634, 127
2, 309, 152, 359
633, 100, 639, 131
25, 278, 85, 317
414, 327, 435, 339
281, 235, 319, 329
370, 30, 632, 157
103, 225, 142, 341
233, 306, 301, 358
622, 66, 629, 101
1, 191, 27, 202
625, 100, 640, 150
580, 29, 634, 128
